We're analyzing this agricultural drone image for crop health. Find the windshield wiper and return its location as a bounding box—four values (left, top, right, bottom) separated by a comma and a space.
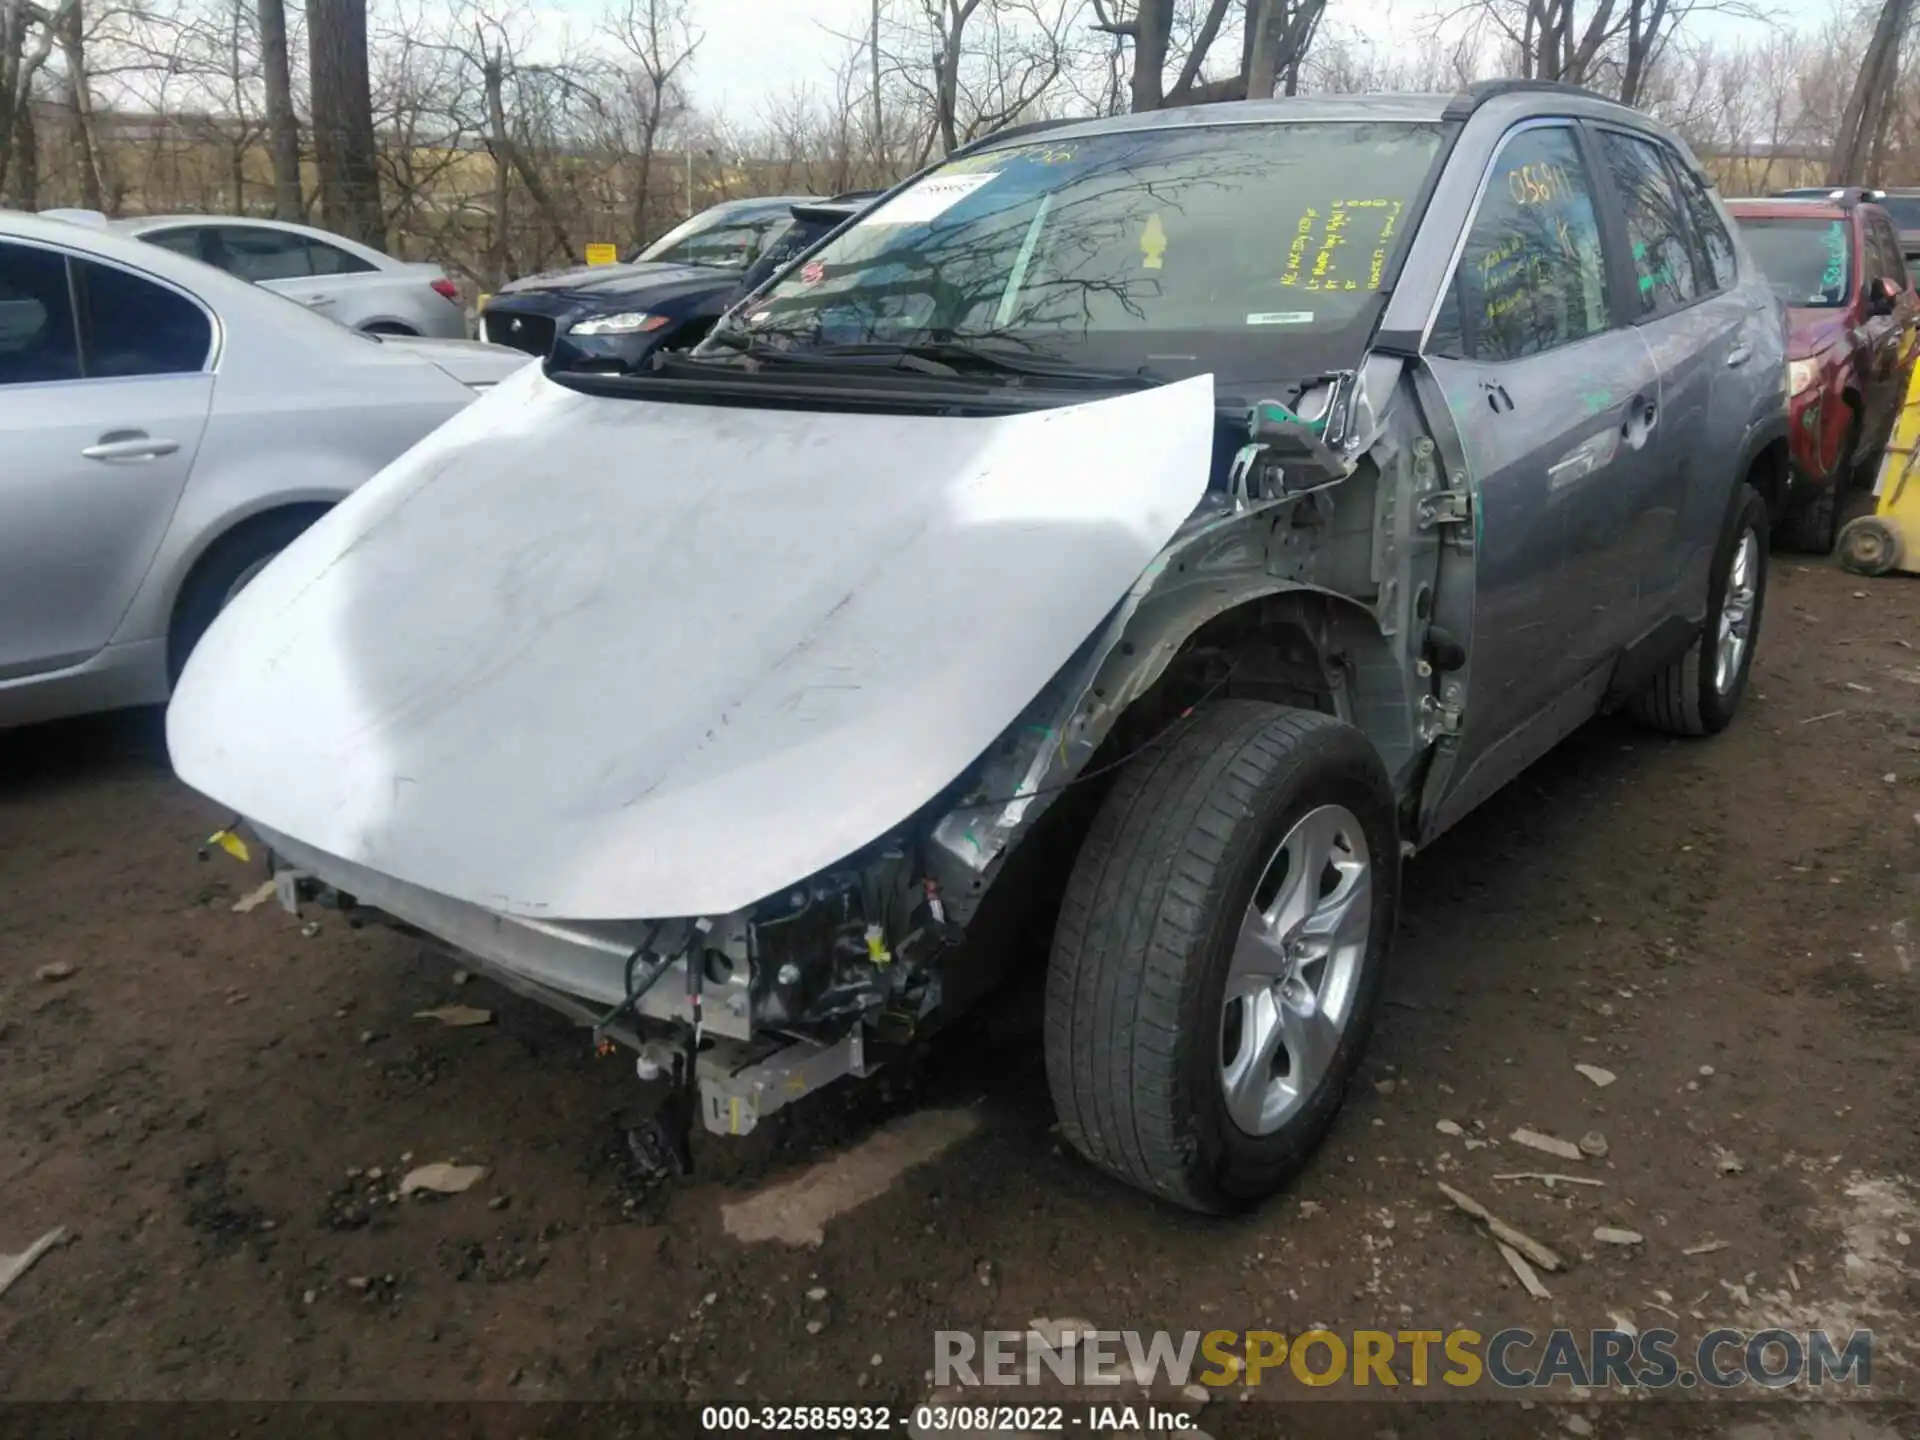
697, 328, 1155, 390
700, 329, 960, 377
812, 339, 1154, 388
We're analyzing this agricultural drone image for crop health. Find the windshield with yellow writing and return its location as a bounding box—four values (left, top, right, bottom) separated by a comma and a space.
738, 122, 1446, 377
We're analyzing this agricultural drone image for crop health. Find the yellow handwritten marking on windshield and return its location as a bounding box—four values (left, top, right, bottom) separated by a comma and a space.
1141, 212, 1167, 270
1280, 207, 1319, 288
1282, 199, 1401, 292
941, 150, 1005, 174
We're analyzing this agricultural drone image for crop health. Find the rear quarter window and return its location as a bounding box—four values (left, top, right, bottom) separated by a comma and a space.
78, 260, 212, 377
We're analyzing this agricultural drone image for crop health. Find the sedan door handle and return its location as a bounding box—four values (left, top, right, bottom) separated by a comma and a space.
81, 432, 180, 462
1726, 343, 1753, 368
305, 294, 335, 307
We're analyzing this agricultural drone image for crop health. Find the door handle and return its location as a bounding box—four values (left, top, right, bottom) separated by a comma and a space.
1620, 395, 1658, 448
81, 432, 180, 462
306, 294, 335, 307
1726, 343, 1752, 367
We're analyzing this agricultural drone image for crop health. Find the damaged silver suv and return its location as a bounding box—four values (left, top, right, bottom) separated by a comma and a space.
169, 81, 1787, 1213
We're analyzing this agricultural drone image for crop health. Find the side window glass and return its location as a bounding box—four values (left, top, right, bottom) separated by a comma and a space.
1860, 220, 1885, 288
145, 228, 205, 262
661, 221, 774, 270
1674, 168, 1736, 292
215, 226, 314, 282
307, 239, 374, 276
78, 261, 212, 378
1874, 218, 1908, 290
1431, 125, 1609, 363
1599, 130, 1700, 313
0, 242, 81, 385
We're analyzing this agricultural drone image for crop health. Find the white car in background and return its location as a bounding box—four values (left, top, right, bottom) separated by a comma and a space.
106, 213, 469, 338
0, 209, 530, 729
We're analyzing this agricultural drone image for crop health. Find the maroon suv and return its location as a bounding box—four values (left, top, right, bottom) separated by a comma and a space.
1728, 195, 1919, 552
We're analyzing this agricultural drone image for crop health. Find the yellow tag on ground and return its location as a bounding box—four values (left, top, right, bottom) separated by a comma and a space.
1141, 213, 1167, 270
208, 829, 250, 863
585, 243, 618, 266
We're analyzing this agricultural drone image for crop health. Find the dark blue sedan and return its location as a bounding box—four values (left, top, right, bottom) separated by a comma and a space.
479, 194, 873, 371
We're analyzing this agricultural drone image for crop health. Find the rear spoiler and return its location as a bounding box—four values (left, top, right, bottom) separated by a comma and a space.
789, 199, 873, 227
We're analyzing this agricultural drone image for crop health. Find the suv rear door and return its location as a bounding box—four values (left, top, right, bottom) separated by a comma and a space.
1589, 125, 1751, 637
1423, 119, 1664, 816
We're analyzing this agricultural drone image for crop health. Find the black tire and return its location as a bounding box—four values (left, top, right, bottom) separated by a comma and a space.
1777, 471, 1838, 555
1849, 408, 1891, 491
361, 321, 420, 336
1044, 701, 1399, 1214
1630, 486, 1769, 737
167, 509, 325, 685
1838, 514, 1904, 576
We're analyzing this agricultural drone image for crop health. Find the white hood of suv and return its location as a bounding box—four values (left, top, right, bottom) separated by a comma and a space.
372, 333, 533, 389
168, 362, 1214, 919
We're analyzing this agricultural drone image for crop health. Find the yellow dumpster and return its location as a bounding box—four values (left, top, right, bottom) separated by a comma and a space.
1843, 360, 1920, 575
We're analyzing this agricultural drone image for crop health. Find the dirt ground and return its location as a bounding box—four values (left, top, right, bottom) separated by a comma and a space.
3, 559, 1918, 1438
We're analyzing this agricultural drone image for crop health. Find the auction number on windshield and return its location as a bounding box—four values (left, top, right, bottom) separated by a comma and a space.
1280, 198, 1405, 292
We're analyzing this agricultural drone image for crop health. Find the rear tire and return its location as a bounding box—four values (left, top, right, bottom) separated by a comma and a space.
1777, 472, 1838, 555
1044, 701, 1399, 1214
1630, 486, 1768, 737
167, 509, 325, 685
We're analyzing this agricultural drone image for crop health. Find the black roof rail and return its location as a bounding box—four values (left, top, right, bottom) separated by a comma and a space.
1442, 78, 1616, 120
947, 115, 1081, 159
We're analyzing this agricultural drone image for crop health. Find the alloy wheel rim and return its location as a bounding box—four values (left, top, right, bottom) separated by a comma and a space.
1714, 529, 1759, 696
1219, 803, 1372, 1137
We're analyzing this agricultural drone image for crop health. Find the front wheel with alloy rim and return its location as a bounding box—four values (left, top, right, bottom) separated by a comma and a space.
1630, 485, 1769, 737
1045, 701, 1399, 1213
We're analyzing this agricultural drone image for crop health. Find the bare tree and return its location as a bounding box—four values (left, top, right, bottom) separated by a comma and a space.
1829, 0, 1910, 184
606, 0, 700, 246
870, 0, 885, 168
1089, 0, 1325, 111
1, 0, 57, 202
258, 0, 301, 217
310, 0, 383, 245
49, 0, 106, 207
867, 0, 1079, 159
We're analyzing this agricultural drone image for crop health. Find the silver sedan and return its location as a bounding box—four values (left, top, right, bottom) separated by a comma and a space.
113, 213, 470, 339
0, 209, 531, 729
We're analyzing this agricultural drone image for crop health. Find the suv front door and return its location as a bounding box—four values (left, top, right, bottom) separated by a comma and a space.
1423, 121, 1662, 817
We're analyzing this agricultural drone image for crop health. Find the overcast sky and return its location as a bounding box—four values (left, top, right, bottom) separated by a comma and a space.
686, 0, 870, 117
561, 0, 1804, 123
